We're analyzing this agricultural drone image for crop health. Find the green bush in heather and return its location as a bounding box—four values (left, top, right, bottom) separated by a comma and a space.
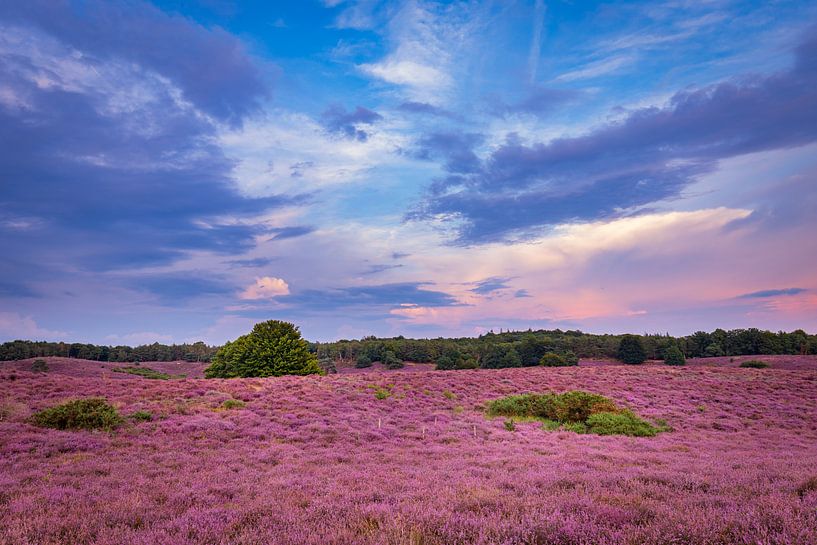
113, 366, 173, 379
30, 398, 123, 431
31, 359, 49, 373
740, 360, 769, 369
663, 346, 686, 366
485, 391, 660, 437
205, 320, 322, 378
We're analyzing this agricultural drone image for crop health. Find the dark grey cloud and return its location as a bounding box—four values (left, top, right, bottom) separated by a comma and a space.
223, 257, 276, 268
410, 30, 817, 244
0, 0, 268, 126
0, 6, 299, 290
277, 282, 459, 311
267, 226, 315, 240
490, 87, 578, 118
414, 132, 484, 174
130, 274, 234, 305
361, 263, 404, 275
514, 289, 532, 298
398, 101, 461, 120
320, 104, 382, 141
739, 288, 807, 299
470, 277, 512, 295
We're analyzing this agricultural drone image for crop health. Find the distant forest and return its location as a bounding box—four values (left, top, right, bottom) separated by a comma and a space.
1, 328, 814, 368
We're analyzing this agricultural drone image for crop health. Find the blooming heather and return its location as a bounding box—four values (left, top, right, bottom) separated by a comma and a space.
0, 357, 816, 544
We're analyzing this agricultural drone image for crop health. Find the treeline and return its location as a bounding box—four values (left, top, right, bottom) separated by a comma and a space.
0, 340, 217, 363
3, 327, 814, 368
313, 328, 817, 370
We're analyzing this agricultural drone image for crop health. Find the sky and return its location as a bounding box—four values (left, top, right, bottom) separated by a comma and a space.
1, 0, 816, 345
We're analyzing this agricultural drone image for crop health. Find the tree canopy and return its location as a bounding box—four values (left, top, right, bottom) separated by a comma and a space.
617, 334, 647, 364
204, 320, 323, 378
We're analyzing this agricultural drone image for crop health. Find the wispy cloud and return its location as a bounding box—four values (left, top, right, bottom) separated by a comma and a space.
739, 288, 807, 299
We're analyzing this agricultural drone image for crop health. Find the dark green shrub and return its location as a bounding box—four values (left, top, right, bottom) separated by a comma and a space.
485, 391, 661, 437
585, 411, 658, 437
617, 335, 646, 364
382, 350, 404, 370
740, 360, 769, 369
663, 346, 686, 366
539, 353, 566, 366
31, 359, 49, 373
205, 320, 322, 378
561, 351, 579, 366
130, 410, 153, 422
504, 420, 516, 431
549, 391, 619, 423
30, 398, 123, 431
355, 354, 373, 368
221, 399, 246, 410
318, 357, 337, 374
113, 366, 173, 379
501, 347, 522, 368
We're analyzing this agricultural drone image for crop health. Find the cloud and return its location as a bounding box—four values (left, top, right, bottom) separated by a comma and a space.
355, 1, 478, 101
277, 282, 459, 311
267, 226, 316, 240
514, 289, 532, 298
0, 0, 268, 126
0, 16, 296, 278
397, 101, 460, 120
527, 0, 547, 83
490, 87, 578, 118
320, 104, 383, 141
470, 277, 512, 295
104, 331, 174, 345
414, 132, 483, 174
132, 275, 234, 304
240, 277, 290, 300
411, 30, 817, 243
739, 288, 808, 299
554, 54, 636, 82
224, 257, 276, 268
361, 264, 404, 275
360, 59, 449, 90
0, 312, 68, 341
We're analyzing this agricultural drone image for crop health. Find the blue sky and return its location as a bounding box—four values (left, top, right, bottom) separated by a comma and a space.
1, 0, 816, 344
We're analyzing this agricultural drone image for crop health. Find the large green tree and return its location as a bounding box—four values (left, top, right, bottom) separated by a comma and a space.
204, 320, 323, 378
617, 334, 646, 364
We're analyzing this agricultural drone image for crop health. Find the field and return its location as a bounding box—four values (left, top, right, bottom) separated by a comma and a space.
1, 357, 817, 544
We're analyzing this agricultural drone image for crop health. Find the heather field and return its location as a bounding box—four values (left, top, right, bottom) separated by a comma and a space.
1, 358, 817, 545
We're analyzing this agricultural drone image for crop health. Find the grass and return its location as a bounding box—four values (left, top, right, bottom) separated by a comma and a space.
30, 398, 123, 431
486, 391, 662, 437
112, 366, 178, 380
129, 410, 153, 422
740, 360, 769, 369
221, 399, 246, 410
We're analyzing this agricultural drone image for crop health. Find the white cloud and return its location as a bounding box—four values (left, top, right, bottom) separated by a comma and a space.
355, 1, 480, 102
359, 59, 449, 89
104, 331, 174, 345
555, 55, 636, 82
0, 312, 68, 341
219, 109, 410, 196
240, 276, 290, 299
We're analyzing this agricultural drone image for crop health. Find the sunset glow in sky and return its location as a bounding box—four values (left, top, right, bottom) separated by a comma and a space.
1, 1, 816, 343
